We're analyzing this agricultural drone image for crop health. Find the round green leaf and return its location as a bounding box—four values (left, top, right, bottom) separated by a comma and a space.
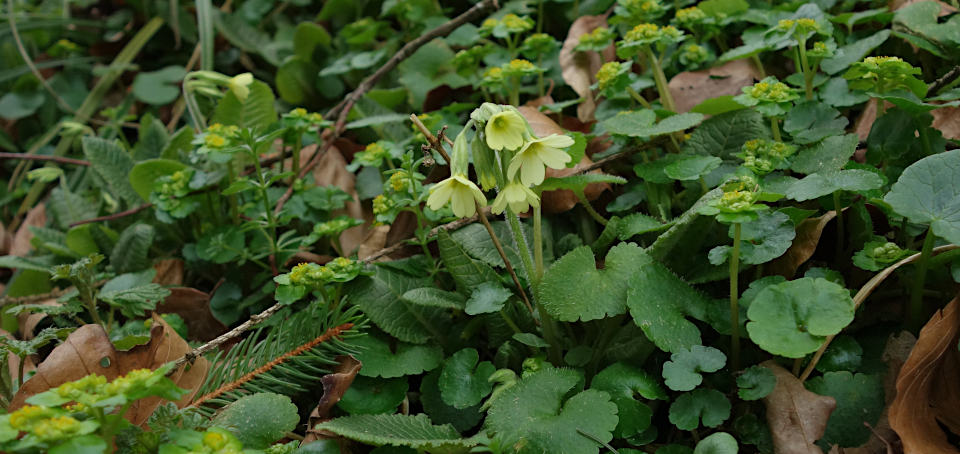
736, 365, 776, 400
439, 348, 495, 409
352, 334, 443, 378
211, 392, 299, 449
746, 277, 855, 358
816, 335, 863, 372
0, 91, 44, 120
884, 149, 960, 245
592, 362, 666, 438
694, 432, 738, 454
662, 345, 727, 391
420, 370, 483, 432
338, 376, 409, 414
132, 65, 187, 105
668, 389, 731, 431
805, 371, 884, 447
664, 155, 723, 181
129, 159, 188, 201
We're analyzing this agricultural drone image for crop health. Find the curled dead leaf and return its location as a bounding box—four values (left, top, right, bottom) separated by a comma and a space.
10, 205, 46, 258
932, 107, 960, 140
302, 355, 362, 445
762, 360, 837, 454
559, 15, 610, 123
889, 296, 960, 454
668, 60, 761, 114
357, 225, 390, 262
306, 145, 372, 256
153, 259, 185, 286
10, 315, 209, 426
768, 211, 837, 278
156, 287, 227, 342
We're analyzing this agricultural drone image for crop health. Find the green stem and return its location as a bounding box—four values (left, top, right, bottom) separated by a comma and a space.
770, 117, 781, 142
510, 76, 520, 106
833, 191, 844, 258
797, 37, 813, 100
577, 192, 607, 225
644, 47, 675, 112
533, 205, 544, 283
909, 229, 936, 332
751, 55, 767, 78
252, 152, 278, 250
626, 86, 652, 109
729, 222, 742, 372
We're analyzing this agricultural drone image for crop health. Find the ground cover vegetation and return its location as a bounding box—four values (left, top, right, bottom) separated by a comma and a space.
1, 0, 960, 452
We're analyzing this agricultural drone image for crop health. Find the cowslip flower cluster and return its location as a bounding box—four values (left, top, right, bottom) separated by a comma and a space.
737, 139, 796, 175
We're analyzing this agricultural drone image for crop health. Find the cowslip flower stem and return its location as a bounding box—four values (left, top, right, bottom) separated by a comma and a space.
643, 46, 676, 112
729, 222, 742, 372
770, 117, 781, 142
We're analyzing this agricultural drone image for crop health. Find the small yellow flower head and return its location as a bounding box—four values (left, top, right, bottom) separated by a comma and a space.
204, 133, 227, 148
501, 14, 534, 33
747, 78, 798, 103
508, 134, 574, 186
501, 59, 542, 78
481, 18, 498, 30
491, 181, 540, 215
427, 174, 486, 218
204, 430, 229, 450
596, 62, 624, 91
289, 107, 308, 118
289, 263, 310, 284
778, 18, 819, 35
521, 33, 557, 57
739, 139, 796, 174
625, 23, 660, 43
56, 374, 107, 401
105, 368, 154, 396
576, 27, 615, 52
680, 43, 709, 65
485, 110, 528, 151
481, 67, 505, 87
675, 7, 706, 26
372, 194, 392, 215
389, 170, 410, 192
9, 405, 55, 430
227, 73, 254, 101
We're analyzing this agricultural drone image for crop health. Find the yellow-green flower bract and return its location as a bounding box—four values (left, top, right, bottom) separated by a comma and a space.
491, 181, 540, 214
227, 73, 253, 101
484, 110, 527, 151
507, 134, 574, 186
427, 174, 486, 218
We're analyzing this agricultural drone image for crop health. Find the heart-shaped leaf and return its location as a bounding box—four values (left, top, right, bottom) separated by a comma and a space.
439, 348, 495, 409
662, 346, 727, 391
132, 65, 187, 105
669, 389, 731, 431
884, 149, 960, 245
783, 101, 849, 144
592, 362, 666, 438
746, 277, 855, 358
736, 365, 776, 401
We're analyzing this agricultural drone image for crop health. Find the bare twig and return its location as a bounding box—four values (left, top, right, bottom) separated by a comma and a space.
0, 153, 90, 167
169, 301, 287, 371
272, 0, 499, 217
929, 64, 960, 94
68, 203, 152, 227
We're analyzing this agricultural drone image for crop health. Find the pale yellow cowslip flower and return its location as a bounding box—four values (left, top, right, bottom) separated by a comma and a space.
427, 174, 486, 218
507, 134, 574, 186
228, 73, 253, 101
491, 181, 540, 214
484, 110, 527, 151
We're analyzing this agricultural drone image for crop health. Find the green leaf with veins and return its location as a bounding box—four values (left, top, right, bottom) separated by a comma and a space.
401, 288, 466, 310
99, 283, 170, 318
820, 30, 891, 75
664, 156, 722, 181
790, 134, 859, 174
592, 362, 666, 438
617, 213, 671, 239
883, 149, 960, 245
442, 227, 520, 285
694, 432, 738, 454
316, 414, 475, 454
746, 277, 855, 358
486, 368, 619, 454
787, 169, 883, 202
684, 109, 769, 160
338, 376, 409, 415
805, 372, 884, 447
439, 348, 495, 409
626, 258, 708, 353
540, 243, 650, 322
662, 346, 726, 391
211, 393, 299, 449
420, 370, 483, 433
347, 266, 447, 344
352, 334, 443, 378
783, 101, 848, 144
464, 281, 512, 315
669, 389, 731, 431
709, 211, 796, 266
736, 366, 776, 400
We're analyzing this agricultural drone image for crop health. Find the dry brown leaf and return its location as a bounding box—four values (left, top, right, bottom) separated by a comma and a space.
303, 355, 362, 444
559, 15, 609, 122
10, 204, 46, 257
762, 360, 837, 454
155, 287, 227, 342
152, 259, 185, 286
357, 225, 390, 262
890, 0, 957, 14
308, 145, 372, 256
768, 211, 837, 278
889, 296, 960, 454
18, 299, 59, 341
517, 107, 611, 213
10, 316, 209, 426
0, 222, 11, 255
932, 107, 960, 140
668, 60, 762, 114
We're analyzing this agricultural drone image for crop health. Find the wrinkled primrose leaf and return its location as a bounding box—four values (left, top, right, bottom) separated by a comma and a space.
662, 346, 726, 392
746, 277, 855, 358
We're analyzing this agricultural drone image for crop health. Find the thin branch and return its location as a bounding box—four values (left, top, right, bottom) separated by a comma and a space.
929, 64, 960, 94
6, 0, 76, 114
169, 301, 287, 372
272, 0, 499, 217
0, 153, 90, 167
68, 203, 152, 227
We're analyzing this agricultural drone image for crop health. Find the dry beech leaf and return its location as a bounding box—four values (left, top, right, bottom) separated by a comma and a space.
762, 360, 836, 454
890, 0, 957, 14
303, 355, 362, 444
155, 287, 227, 342
559, 15, 609, 123
10, 315, 209, 426
932, 107, 960, 140
517, 107, 611, 213
357, 225, 390, 262
153, 259, 184, 286
307, 145, 372, 256
10, 204, 46, 257
18, 299, 59, 341
668, 60, 761, 114
768, 211, 837, 278
889, 296, 960, 454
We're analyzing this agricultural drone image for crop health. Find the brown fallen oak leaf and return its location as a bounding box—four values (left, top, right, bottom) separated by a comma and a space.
152, 259, 185, 286
762, 360, 837, 454
10, 204, 46, 258
10, 315, 209, 426
303, 355, 362, 445
155, 287, 227, 342
768, 211, 837, 278
559, 15, 611, 123
932, 107, 960, 141
889, 296, 960, 454
517, 107, 611, 213
668, 59, 762, 114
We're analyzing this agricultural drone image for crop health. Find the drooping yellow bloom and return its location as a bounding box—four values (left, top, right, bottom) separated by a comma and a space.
507, 134, 574, 186
484, 110, 527, 151
228, 73, 253, 101
491, 181, 540, 214
427, 174, 486, 218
